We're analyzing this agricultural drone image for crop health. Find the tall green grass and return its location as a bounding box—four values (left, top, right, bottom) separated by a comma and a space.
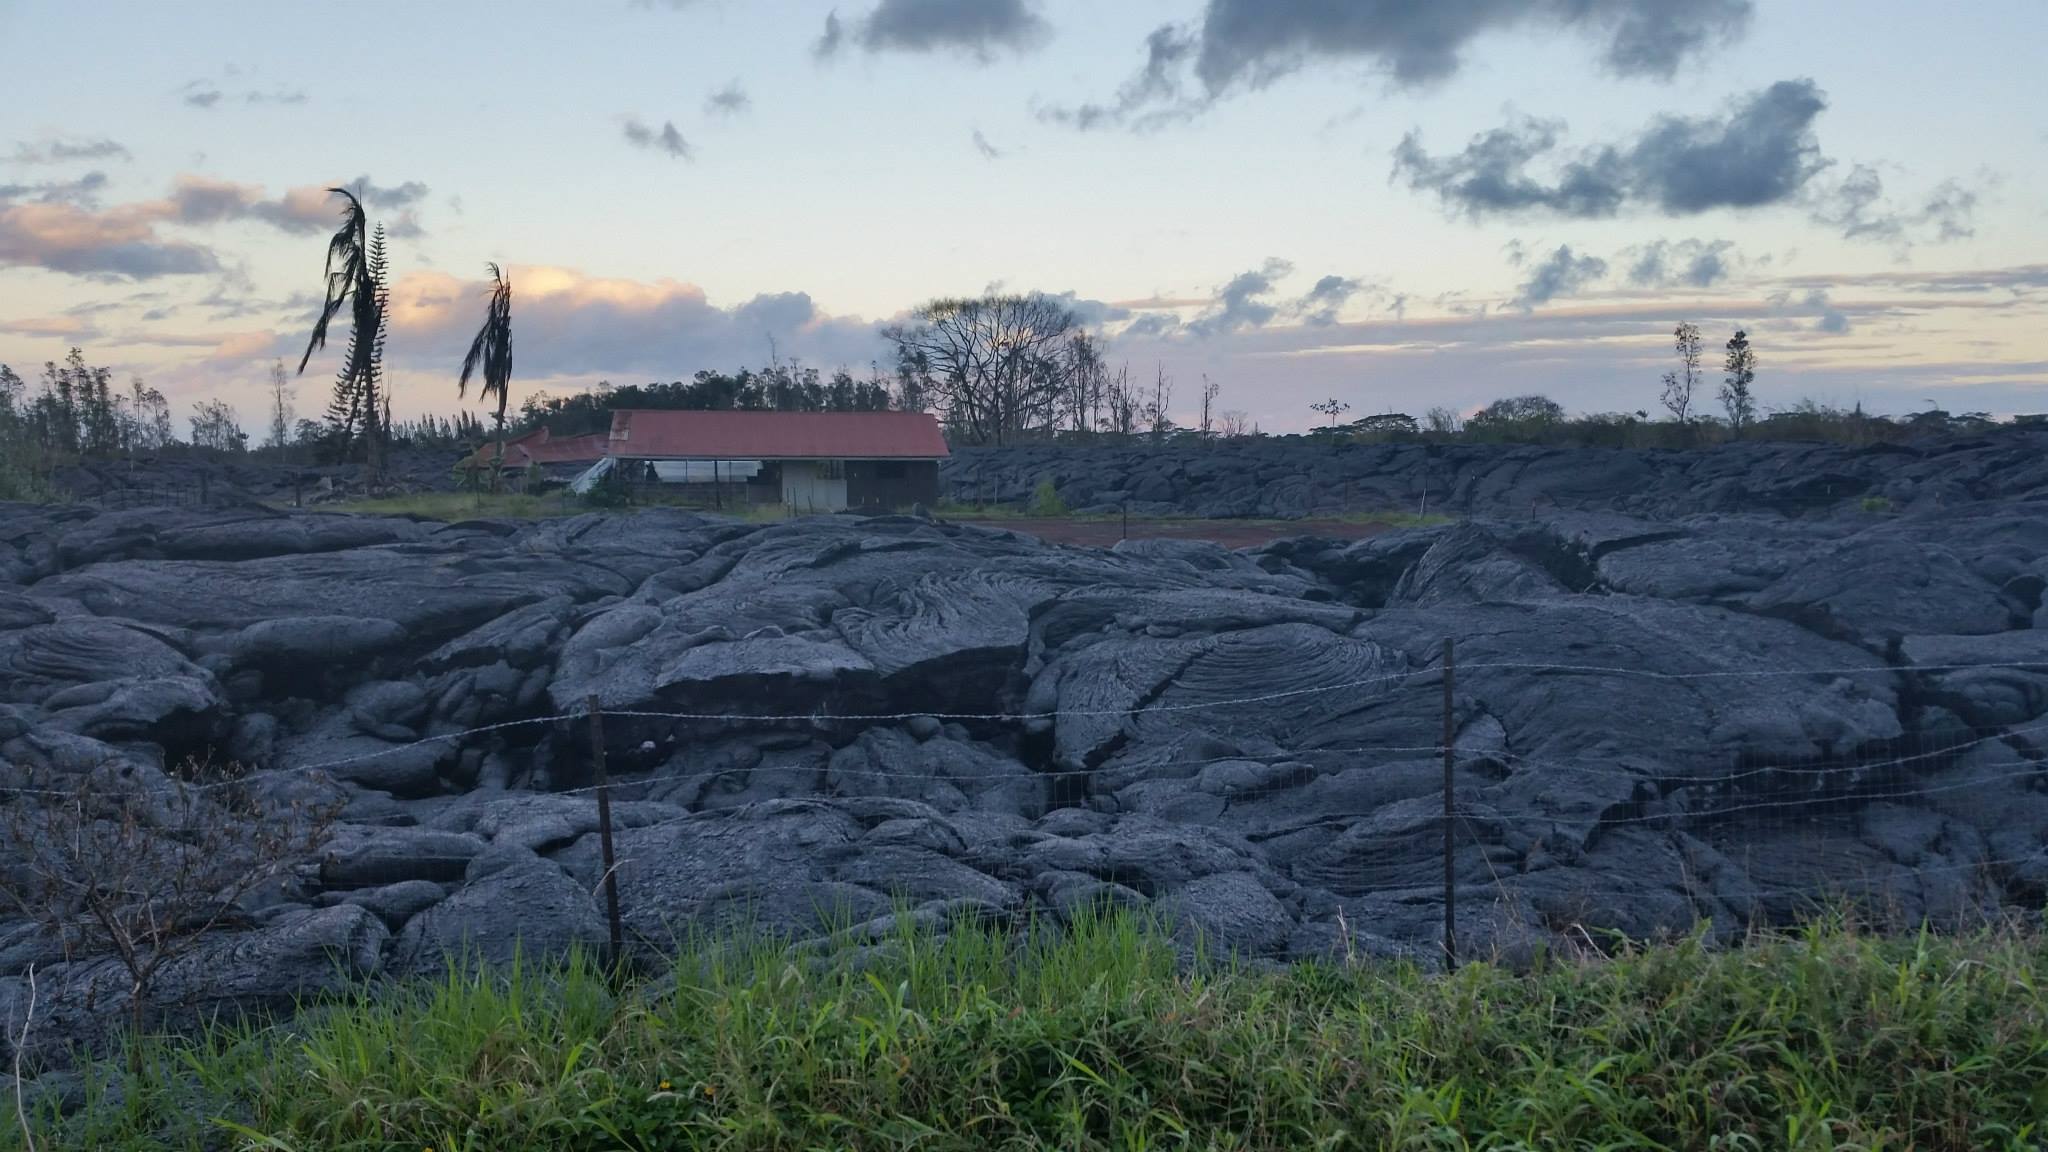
16, 911, 2048, 1150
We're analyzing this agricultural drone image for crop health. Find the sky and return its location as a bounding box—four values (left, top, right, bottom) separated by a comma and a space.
1, 0, 2044, 434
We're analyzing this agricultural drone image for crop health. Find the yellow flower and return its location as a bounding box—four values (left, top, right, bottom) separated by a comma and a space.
658, 1080, 670, 1090
705, 1083, 717, 1098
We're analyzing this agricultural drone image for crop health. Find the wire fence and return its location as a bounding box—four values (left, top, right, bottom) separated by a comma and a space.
9, 652, 2047, 968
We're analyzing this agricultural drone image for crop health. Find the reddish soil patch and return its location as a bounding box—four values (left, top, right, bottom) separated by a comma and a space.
950, 517, 1397, 549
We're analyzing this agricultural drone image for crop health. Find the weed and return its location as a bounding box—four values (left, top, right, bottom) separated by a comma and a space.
13, 913, 2048, 1150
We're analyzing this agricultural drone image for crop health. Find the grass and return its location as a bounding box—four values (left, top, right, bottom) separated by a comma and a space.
15, 911, 2048, 1151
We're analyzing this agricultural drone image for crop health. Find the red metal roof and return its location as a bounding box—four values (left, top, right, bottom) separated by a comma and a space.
607, 410, 950, 460
456, 429, 609, 470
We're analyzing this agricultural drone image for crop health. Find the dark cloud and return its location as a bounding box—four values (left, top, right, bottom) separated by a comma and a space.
1041, 290, 1131, 330
1196, 0, 1750, 90
1625, 238, 1738, 288
623, 117, 691, 159
1768, 285, 1851, 334
0, 171, 110, 208
1292, 275, 1369, 326
1039, 25, 1201, 131
1120, 312, 1182, 339
1811, 164, 1980, 246
183, 86, 223, 109
1054, 0, 1750, 129
1512, 244, 1608, 309
817, 0, 1050, 62
1393, 79, 1830, 221
971, 129, 1001, 160
8, 138, 131, 165
814, 12, 846, 58
1189, 258, 1294, 335
706, 81, 751, 116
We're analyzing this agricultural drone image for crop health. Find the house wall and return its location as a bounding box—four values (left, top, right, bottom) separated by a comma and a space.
781, 460, 849, 513
845, 460, 940, 512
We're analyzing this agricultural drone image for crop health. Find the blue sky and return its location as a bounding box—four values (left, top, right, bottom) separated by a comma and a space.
2, 0, 2043, 432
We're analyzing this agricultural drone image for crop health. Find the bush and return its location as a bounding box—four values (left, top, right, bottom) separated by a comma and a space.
1026, 476, 1068, 517
1861, 494, 1894, 513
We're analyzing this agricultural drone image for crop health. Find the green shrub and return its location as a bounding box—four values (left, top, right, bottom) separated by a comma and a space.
1026, 476, 1068, 517
1861, 494, 1894, 513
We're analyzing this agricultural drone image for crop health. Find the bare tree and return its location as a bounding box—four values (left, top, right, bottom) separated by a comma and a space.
883, 294, 1083, 445
1218, 410, 1253, 438
0, 761, 334, 1076
1101, 363, 1138, 438
1199, 375, 1221, 436
1146, 365, 1175, 442
1660, 322, 1703, 425
1063, 332, 1105, 435
266, 359, 295, 454
459, 263, 515, 491
1424, 406, 1462, 436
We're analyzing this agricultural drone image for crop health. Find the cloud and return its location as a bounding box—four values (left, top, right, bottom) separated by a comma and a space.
1039, 24, 1200, 131
1393, 79, 1830, 220
1511, 244, 1608, 309
1121, 313, 1183, 339
1810, 164, 1980, 246
706, 81, 751, 117
1292, 275, 1370, 326
971, 129, 1002, 160
1052, 0, 1750, 129
1189, 258, 1295, 335
0, 174, 433, 280
1624, 238, 1739, 288
1768, 285, 1851, 334
8, 137, 131, 165
181, 77, 306, 109
377, 265, 886, 379
0, 199, 220, 279
0, 171, 111, 208
623, 117, 692, 159
0, 315, 103, 340
1040, 290, 1131, 330
816, 0, 1050, 62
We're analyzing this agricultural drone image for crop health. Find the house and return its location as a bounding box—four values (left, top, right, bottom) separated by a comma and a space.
455, 427, 609, 486
587, 410, 948, 513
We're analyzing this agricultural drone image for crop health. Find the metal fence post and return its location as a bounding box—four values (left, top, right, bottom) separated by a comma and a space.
585, 695, 626, 974
1442, 636, 1457, 971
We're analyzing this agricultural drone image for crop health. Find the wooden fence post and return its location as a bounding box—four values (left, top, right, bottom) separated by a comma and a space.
585, 695, 626, 974
1442, 636, 1457, 971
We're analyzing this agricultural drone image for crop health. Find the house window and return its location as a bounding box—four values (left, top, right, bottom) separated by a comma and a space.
876, 461, 907, 480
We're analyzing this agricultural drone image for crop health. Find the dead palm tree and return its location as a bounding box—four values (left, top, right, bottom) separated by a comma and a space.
458, 263, 514, 492
299, 187, 385, 484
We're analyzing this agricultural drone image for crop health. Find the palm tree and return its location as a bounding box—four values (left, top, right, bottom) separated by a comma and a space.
299, 188, 385, 484
458, 263, 514, 492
